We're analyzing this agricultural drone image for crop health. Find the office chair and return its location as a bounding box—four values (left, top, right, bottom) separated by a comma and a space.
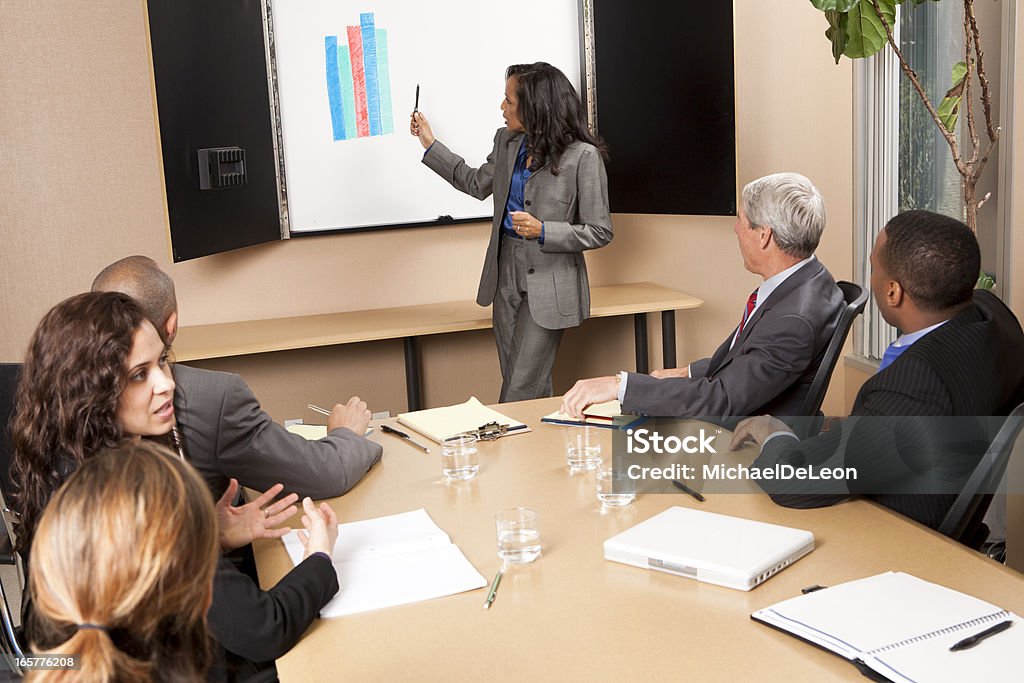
938, 402, 1024, 550
0, 364, 20, 507
0, 364, 25, 674
791, 281, 868, 440
0, 489, 24, 677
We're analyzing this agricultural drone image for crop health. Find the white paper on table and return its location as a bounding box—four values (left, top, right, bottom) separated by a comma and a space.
282, 508, 487, 617
285, 423, 374, 439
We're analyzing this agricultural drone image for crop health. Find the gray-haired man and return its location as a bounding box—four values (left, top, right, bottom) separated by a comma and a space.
562, 172, 844, 421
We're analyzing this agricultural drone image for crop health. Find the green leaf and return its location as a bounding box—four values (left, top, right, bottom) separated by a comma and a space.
937, 62, 968, 132
824, 11, 849, 64
844, 0, 897, 59
950, 61, 968, 86
937, 96, 961, 132
810, 0, 859, 11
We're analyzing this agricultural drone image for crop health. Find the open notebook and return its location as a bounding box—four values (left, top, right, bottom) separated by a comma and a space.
752, 572, 1021, 682
281, 509, 486, 617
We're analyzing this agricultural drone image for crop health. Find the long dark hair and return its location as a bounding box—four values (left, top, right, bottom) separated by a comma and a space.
506, 62, 608, 175
11, 291, 149, 555
29, 442, 218, 682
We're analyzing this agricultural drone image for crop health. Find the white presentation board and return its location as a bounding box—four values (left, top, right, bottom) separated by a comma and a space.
270, 0, 582, 233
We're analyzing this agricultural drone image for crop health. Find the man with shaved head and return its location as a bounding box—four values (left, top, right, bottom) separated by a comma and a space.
93, 255, 381, 500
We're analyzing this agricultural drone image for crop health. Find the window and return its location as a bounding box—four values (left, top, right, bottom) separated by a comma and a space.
897, 1, 964, 219
854, 0, 1010, 361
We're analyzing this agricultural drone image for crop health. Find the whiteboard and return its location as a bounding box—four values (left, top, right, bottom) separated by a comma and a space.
270, 0, 582, 233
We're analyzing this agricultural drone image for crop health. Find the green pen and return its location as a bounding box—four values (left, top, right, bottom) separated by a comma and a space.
482, 569, 503, 610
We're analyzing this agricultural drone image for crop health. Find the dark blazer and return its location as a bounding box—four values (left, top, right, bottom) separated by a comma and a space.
423, 128, 612, 330
173, 364, 382, 500
208, 554, 338, 680
754, 289, 1024, 529
623, 258, 844, 419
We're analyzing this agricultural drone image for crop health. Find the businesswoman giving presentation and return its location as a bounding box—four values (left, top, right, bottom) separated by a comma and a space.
411, 62, 613, 403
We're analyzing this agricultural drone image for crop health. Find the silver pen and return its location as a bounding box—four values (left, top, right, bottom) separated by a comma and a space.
307, 403, 376, 438
307, 403, 331, 416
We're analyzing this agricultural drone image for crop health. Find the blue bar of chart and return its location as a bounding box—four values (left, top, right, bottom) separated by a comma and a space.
325, 12, 394, 141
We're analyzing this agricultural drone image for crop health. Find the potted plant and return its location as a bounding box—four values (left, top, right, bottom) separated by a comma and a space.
809, 0, 998, 244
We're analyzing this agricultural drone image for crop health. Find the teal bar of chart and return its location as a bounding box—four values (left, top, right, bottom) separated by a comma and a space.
325, 12, 393, 141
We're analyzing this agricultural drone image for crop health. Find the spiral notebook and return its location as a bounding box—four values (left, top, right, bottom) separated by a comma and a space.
752, 572, 1021, 682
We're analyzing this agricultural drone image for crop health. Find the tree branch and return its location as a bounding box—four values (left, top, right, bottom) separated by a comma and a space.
971, 135, 999, 187
869, 0, 964, 174
966, 0, 998, 142
963, 8, 980, 168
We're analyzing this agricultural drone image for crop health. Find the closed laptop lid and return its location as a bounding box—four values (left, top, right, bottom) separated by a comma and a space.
603, 506, 814, 588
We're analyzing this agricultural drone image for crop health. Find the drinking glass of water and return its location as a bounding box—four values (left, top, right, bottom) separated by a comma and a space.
442, 434, 479, 481
495, 508, 541, 564
596, 462, 636, 507
565, 426, 602, 472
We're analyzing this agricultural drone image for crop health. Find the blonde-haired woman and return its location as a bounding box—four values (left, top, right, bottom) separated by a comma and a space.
27, 441, 218, 681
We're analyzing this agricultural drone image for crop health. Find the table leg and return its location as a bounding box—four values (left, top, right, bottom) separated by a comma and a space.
662, 310, 676, 368
634, 313, 649, 374
403, 336, 422, 411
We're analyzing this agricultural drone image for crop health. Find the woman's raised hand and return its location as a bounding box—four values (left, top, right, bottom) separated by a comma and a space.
297, 497, 340, 560
410, 111, 435, 149
215, 479, 298, 552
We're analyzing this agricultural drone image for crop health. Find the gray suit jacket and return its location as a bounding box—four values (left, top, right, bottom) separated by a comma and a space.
623, 258, 844, 419
172, 364, 382, 500
423, 128, 612, 330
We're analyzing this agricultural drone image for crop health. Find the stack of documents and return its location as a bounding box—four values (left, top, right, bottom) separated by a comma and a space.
282, 509, 486, 617
542, 400, 647, 430
397, 396, 528, 443
752, 572, 1021, 682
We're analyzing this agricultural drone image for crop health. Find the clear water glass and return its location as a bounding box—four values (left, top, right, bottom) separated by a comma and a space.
596, 462, 636, 507
442, 434, 479, 481
565, 426, 602, 472
495, 508, 541, 564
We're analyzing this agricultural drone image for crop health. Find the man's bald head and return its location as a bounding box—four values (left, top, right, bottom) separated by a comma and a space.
92, 256, 178, 343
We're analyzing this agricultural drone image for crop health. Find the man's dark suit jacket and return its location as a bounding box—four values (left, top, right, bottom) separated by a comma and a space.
754, 289, 1024, 530
173, 364, 382, 500
623, 258, 844, 419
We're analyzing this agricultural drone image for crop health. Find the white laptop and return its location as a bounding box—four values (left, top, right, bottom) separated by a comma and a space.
603, 507, 814, 591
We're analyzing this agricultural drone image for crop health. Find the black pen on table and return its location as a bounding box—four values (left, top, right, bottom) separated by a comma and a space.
671, 479, 705, 502
380, 423, 431, 453
949, 619, 1013, 651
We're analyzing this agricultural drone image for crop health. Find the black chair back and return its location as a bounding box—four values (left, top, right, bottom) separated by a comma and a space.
0, 364, 22, 504
938, 402, 1024, 549
0, 363, 24, 670
792, 281, 868, 439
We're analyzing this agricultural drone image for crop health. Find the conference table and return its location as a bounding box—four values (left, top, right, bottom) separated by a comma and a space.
253, 397, 1024, 681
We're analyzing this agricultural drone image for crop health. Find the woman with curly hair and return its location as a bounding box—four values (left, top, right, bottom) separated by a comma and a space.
411, 62, 613, 402
11, 291, 340, 680
10, 291, 174, 556
27, 441, 219, 682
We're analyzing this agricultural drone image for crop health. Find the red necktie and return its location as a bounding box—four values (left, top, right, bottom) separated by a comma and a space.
734, 288, 759, 341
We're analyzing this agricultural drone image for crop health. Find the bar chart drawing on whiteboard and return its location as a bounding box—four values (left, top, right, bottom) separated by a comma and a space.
325, 12, 394, 141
